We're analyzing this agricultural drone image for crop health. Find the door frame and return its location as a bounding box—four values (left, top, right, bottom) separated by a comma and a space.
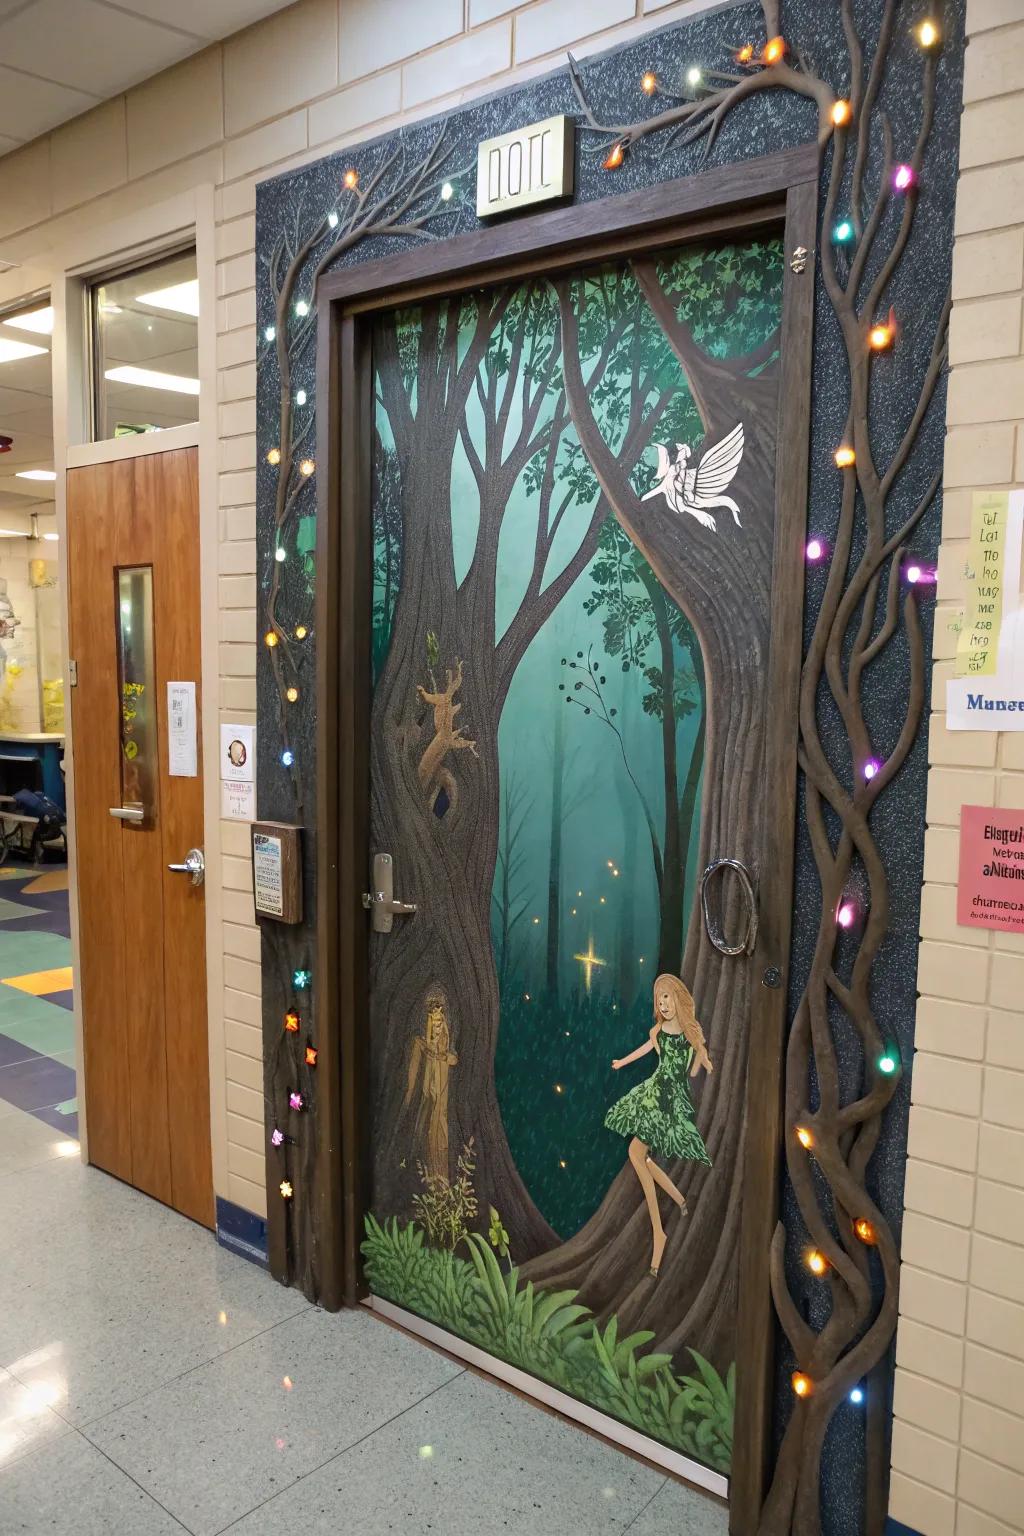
314, 143, 817, 1526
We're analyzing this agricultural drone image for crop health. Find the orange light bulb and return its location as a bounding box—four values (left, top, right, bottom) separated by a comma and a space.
796, 1125, 814, 1149
604, 142, 625, 170
641, 71, 657, 95
343, 168, 359, 190
854, 1218, 877, 1244
265, 630, 279, 649
834, 446, 856, 468
764, 35, 786, 64
737, 44, 755, 64
831, 99, 852, 127
806, 1250, 828, 1276
304, 1045, 318, 1067
792, 1372, 812, 1398
869, 322, 894, 351
284, 1010, 300, 1033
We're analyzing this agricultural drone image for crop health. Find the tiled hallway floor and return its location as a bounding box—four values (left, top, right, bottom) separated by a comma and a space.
0, 1149, 730, 1535
0, 866, 76, 1143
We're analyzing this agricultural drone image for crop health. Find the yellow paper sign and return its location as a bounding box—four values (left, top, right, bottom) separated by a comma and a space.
956, 490, 1010, 677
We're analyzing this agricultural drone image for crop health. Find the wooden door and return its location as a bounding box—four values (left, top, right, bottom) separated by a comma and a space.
68, 446, 213, 1227
357, 237, 796, 1485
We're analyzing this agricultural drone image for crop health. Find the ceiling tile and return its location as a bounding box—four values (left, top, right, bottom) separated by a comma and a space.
0, 64, 98, 142
114, 0, 296, 42
0, 0, 196, 98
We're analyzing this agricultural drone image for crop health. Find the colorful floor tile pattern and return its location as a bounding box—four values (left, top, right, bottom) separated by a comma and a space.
0, 866, 76, 1138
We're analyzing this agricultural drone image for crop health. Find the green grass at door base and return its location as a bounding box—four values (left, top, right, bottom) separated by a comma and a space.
362, 1213, 733, 1473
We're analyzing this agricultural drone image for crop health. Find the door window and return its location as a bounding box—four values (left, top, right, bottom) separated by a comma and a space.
90, 250, 198, 443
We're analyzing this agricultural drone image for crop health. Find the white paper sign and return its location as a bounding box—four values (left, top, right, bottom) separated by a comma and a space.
167, 682, 197, 777
221, 780, 255, 822
220, 723, 255, 781
253, 830, 284, 917
948, 491, 1024, 729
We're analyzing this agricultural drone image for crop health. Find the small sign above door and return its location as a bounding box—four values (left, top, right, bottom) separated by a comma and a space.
476, 115, 575, 218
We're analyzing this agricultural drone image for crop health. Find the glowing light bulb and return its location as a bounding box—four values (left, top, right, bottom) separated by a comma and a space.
837, 902, 856, 928
736, 44, 754, 64
271, 1128, 284, 1147
917, 19, 940, 49
305, 1046, 318, 1067
878, 1053, 898, 1075
806, 538, 825, 563
893, 164, 915, 192
864, 759, 880, 780
343, 168, 359, 190
792, 1372, 812, 1398
296, 389, 307, 406
267, 447, 281, 466
284, 1010, 300, 1033
559, 1159, 567, 1169
833, 219, 854, 244
849, 1386, 865, 1405
796, 1125, 814, 1149
834, 446, 856, 469
327, 210, 339, 228
554, 1083, 564, 1095
687, 66, 703, 88
869, 321, 894, 351
264, 325, 276, 341
265, 629, 279, 648
854, 1217, 877, 1244
280, 1181, 293, 1199
275, 546, 286, 562
286, 686, 299, 703
641, 71, 657, 95
295, 624, 308, 640
831, 99, 852, 127
604, 142, 625, 170
289, 1090, 303, 1111
299, 458, 315, 477
806, 1250, 828, 1276
294, 969, 312, 988
441, 182, 454, 201
764, 36, 786, 64
533, 916, 540, 925
906, 564, 922, 584
295, 299, 309, 317
282, 748, 295, 767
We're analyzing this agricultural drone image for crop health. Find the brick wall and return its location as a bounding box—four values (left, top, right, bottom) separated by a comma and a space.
889, 5, 1024, 1536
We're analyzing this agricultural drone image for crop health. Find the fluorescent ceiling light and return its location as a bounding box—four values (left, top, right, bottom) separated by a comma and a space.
0, 529, 28, 537
104, 365, 200, 396
135, 279, 199, 317
16, 469, 56, 482
2, 306, 53, 335
43, 533, 59, 542
0, 338, 46, 364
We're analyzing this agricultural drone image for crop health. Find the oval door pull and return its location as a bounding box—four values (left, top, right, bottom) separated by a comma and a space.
700, 857, 758, 956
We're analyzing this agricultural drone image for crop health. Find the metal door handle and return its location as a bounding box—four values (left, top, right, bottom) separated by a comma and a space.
362, 852, 416, 933
168, 847, 205, 886
700, 857, 758, 956
109, 805, 144, 823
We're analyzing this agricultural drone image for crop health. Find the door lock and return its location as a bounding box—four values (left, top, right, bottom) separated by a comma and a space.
168, 847, 205, 886
362, 852, 417, 933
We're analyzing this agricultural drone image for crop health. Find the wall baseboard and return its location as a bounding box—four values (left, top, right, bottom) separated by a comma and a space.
215, 1196, 268, 1268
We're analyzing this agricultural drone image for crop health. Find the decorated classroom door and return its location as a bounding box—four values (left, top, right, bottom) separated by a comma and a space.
362, 238, 784, 1477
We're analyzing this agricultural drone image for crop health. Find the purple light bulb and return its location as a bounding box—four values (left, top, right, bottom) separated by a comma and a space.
806, 538, 825, 563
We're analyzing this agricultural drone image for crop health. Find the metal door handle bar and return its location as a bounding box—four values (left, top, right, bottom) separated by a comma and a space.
109, 805, 144, 823
700, 857, 759, 957
168, 848, 205, 886
362, 851, 416, 933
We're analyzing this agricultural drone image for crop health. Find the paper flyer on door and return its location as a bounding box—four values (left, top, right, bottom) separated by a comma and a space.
947, 490, 1024, 728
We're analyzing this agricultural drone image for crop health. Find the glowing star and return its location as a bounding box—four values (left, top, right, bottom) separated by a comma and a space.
641, 71, 657, 95
343, 168, 359, 190
305, 1046, 318, 1067
574, 937, 607, 993
271, 1128, 284, 1147
831, 99, 852, 127
289, 1091, 304, 1111
764, 35, 786, 64
834, 446, 856, 469
603, 142, 625, 171
280, 1181, 293, 1199
284, 1010, 300, 1033
643, 424, 746, 531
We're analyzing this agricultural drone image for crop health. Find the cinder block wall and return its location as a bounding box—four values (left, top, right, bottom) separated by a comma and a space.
889, 6, 1024, 1536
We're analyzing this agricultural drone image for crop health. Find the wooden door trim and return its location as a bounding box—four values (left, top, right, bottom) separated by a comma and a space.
317, 147, 818, 1523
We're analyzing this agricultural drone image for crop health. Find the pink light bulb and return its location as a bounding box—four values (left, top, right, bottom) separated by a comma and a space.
271, 1128, 284, 1147
906, 564, 922, 584
837, 902, 856, 929
289, 1091, 303, 1111
893, 164, 915, 191
864, 759, 880, 781
806, 538, 825, 562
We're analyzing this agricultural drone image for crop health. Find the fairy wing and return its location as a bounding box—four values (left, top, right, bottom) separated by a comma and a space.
693, 423, 745, 500
641, 443, 674, 502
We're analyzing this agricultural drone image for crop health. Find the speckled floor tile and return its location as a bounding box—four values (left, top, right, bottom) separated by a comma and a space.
0, 1106, 76, 1177
0, 1367, 72, 1471
0, 1430, 187, 1534
624, 1476, 729, 1535
85, 1308, 464, 1534
222, 1368, 669, 1536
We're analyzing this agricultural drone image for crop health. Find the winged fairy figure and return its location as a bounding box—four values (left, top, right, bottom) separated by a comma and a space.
641, 423, 745, 531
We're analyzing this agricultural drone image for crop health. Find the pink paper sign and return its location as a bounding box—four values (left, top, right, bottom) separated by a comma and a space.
958, 804, 1024, 933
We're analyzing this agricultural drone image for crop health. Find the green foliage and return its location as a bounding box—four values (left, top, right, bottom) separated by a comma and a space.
488, 1205, 510, 1263
361, 1214, 733, 1473
409, 1139, 479, 1250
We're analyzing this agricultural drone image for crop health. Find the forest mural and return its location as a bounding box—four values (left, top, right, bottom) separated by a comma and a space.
361, 236, 784, 1472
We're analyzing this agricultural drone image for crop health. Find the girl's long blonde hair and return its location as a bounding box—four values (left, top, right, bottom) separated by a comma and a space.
650, 973, 706, 1056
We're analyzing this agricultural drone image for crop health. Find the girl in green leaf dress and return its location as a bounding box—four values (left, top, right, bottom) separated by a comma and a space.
605, 973, 713, 1278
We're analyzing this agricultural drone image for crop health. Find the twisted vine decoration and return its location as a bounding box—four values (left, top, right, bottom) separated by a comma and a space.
571, 4, 948, 1531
